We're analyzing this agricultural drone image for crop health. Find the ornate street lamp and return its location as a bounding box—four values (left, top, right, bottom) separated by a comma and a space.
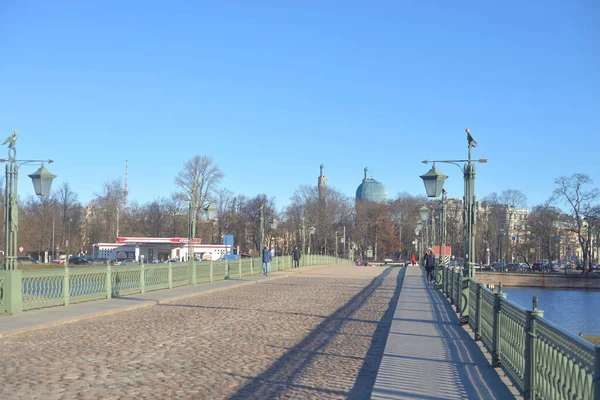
420, 128, 487, 279
1, 131, 56, 271
308, 226, 316, 255
419, 206, 430, 222
419, 164, 447, 198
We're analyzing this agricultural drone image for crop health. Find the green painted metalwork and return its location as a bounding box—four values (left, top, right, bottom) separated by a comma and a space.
171, 263, 190, 287
22, 269, 64, 310
211, 260, 227, 280
144, 265, 170, 291
534, 317, 596, 399
479, 286, 495, 353
437, 264, 600, 399
69, 267, 108, 304
112, 266, 142, 296
0, 271, 5, 313
240, 258, 253, 276
468, 279, 478, 331
498, 298, 528, 392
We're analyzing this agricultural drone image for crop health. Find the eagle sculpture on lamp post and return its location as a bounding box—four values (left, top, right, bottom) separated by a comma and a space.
466, 128, 478, 148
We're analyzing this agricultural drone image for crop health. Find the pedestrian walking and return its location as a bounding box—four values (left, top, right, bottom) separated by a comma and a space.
262, 246, 272, 276
292, 246, 301, 268
424, 248, 436, 284
411, 253, 416, 266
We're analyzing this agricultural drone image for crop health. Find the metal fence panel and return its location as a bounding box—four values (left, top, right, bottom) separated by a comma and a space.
112, 266, 142, 296
145, 265, 170, 291
498, 298, 528, 393
22, 269, 64, 311
69, 267, 108, 303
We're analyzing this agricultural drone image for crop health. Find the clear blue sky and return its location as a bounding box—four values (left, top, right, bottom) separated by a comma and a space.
1, 1, 598, 210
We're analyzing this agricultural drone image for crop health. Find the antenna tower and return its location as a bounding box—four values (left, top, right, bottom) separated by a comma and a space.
124, 159, 129, 211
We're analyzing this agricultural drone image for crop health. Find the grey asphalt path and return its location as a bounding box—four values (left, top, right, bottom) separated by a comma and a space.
371, 265, 519, 400
0, 264, 325, 338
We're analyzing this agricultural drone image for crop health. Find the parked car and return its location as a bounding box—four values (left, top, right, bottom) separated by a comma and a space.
491, 262, 507, 271
68, 256, 92, 265
531, 262, 543, 271
17, 256, 39, 264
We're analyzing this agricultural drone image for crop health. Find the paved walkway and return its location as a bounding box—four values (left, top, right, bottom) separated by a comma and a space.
371, 265, 519, 400
0, 265, 326, 338
1, 265, 402, 399
1, 264, 518, 399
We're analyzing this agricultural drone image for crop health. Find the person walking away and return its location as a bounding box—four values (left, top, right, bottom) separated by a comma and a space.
262, 246, 272, 276
411, 253, 416, 266
292, 246, 301, 268
424, 248, 436, 284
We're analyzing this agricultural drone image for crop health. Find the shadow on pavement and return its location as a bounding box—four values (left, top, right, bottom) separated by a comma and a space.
226, 266, 405, 400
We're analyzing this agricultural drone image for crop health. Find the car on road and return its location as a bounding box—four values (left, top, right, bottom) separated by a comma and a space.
531, 262, 543, 271
17, 256, 39, 264
68, 256, 92, 265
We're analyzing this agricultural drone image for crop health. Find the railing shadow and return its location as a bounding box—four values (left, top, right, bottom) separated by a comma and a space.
424, 280, 515, 399
227, 266, 404, 400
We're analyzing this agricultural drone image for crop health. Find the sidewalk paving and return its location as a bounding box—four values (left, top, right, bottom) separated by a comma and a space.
371, 265, 520, 400
0, 264, 326, 339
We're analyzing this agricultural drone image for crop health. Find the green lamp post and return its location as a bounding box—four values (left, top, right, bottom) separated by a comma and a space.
420, 128, 487, 279
2, 131, 56, 271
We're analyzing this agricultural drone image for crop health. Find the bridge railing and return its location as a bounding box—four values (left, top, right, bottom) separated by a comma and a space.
1, 255, 353, 315
436, 265, 600, 400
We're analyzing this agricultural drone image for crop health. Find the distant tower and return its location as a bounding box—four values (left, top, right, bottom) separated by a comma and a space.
318, 164, 327, 200
363, 167, 369, 181
124, 159, 129, 211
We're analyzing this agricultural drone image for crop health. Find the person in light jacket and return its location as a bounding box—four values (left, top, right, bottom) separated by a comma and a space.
262, 246, 272, 276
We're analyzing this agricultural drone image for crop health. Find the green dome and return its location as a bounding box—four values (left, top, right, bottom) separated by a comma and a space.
356, 167, 388, 203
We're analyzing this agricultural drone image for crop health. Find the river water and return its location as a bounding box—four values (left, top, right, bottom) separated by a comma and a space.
503, 287, 600, 336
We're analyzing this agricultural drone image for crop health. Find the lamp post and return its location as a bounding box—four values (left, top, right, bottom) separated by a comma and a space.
2, 131, 56, 271
308, 226, 316, 255
269, 217, 278, 254
67, 217, 72, 262
419, 205, 431, 248
301, 217, 306, 255
420, 128, 486, 279
259, 204, 265, 251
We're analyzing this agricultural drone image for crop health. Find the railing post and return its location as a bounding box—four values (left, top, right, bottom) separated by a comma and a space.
524, 295, 544, 400
168, 261, 173, 289
250, 257, 253, 276
106, 262, 112, 299
238, 257, 242, 278
276, 256, 280, 272
63, 265, 70, 306
225, 259, 229, 280
475, 282, 482, 340
492, 283, 506, 367
140, 259, 145, 294
594, 346, 600, 400
460, 276, 470, 324
190, 258, 197, 285
5, 270, 23, 314
210, 259, 214, 282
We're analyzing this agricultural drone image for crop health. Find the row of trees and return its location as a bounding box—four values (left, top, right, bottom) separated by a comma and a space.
4, 152, 599, 266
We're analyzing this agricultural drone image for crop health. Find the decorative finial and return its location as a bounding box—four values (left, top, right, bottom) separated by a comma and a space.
532, 294, 538, 311
320, 164, 324, 176
364, 167, 368, 181
2, 130, 18, 161
498, 282, 503, 293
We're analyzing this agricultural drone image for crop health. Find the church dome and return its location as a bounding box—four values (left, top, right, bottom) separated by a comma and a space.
356, 167, 388, 203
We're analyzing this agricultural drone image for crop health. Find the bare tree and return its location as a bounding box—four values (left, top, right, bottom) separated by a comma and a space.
89, 179, 124, 242
174, 155, 223, 238
553, 173, 600, 272
54, 182, 79, 249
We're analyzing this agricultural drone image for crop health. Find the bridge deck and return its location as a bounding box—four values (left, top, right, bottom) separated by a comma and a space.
1, 265, 518, 399
371, 265, 519, 399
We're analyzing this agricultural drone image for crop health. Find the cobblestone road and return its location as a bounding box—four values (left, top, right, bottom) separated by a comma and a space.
1, 266, 403, 400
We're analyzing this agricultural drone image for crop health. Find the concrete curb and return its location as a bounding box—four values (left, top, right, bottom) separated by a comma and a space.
0, 264, 333, 339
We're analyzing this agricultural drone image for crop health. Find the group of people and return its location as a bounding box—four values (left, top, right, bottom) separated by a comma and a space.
261, 246, 302, 276
407, 249, 437, 284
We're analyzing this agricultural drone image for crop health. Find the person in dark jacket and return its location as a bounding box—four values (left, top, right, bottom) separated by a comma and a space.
262, 246, 272, 276
423, 248, 436, 284
292, 247, 301, 268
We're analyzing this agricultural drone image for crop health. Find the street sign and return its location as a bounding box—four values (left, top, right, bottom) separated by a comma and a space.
18, 246, 24, 252
367, 249, 373, 258
512, 236, 516, 241
571, 256, 575, 260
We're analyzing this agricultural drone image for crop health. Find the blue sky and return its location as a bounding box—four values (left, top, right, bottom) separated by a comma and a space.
1, 1, 598, 210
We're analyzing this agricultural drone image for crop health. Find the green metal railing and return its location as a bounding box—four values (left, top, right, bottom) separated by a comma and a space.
0, 271, 6, 313
2, 255, 353, 315
436, 265, 600, 399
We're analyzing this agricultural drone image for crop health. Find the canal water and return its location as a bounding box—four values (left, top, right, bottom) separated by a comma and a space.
503, 287, 600, 336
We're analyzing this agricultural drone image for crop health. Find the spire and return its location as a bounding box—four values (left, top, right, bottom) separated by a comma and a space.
363, 167, 369, 181
124, 159, 129, 211
318, 164, 327, 201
